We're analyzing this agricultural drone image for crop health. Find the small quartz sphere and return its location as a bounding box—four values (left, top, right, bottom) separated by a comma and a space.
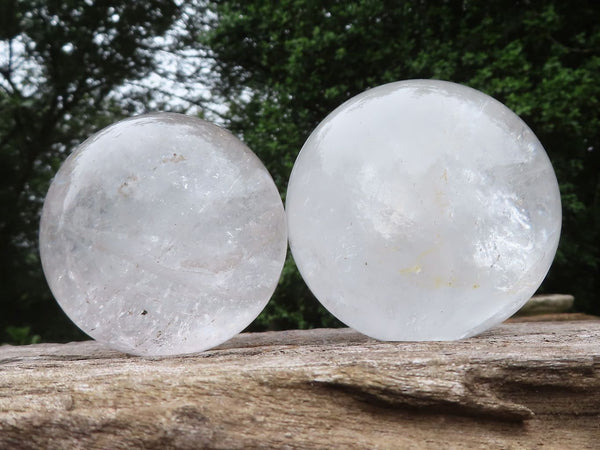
40, 113, 287, 356
286, 80, 561, 341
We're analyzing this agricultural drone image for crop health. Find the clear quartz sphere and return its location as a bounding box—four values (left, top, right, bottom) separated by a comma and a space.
286, 80, 561, 341
40, 113, 287, 356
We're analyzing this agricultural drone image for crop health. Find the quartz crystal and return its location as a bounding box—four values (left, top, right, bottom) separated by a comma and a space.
286, 80, 561, 341
40, 113, 287, 356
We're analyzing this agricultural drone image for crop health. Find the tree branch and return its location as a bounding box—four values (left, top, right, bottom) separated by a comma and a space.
0, 38, 22, 97
124, 80, 226, 118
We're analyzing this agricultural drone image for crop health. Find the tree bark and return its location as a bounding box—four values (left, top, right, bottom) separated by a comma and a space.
1, 320, 599, 449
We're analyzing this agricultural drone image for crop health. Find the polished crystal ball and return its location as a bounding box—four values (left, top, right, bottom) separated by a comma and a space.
40, 113, 287, 356
286, 80, 561, 341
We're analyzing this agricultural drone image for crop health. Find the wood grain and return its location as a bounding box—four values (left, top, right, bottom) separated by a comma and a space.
1, 320, 599, 449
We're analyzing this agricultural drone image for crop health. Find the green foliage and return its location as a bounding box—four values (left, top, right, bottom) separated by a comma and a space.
245, 254, 343, 332
4, 326, 40, 345
203, 0, 600, 326
1, 1, 598, 343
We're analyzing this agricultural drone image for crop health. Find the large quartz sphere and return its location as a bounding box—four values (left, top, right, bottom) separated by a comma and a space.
40, 113, 287, 356
286, 80, 561, 341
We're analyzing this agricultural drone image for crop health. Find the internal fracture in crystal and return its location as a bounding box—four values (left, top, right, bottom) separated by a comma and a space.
286, 80, 562, 341
40, 113, 287, 356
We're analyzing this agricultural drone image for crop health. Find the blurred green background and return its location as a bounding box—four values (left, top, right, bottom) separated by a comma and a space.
1, 0, 598, 344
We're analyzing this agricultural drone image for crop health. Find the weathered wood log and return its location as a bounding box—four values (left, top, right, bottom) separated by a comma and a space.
513, 293, 575, 316
1, 320, 599, 449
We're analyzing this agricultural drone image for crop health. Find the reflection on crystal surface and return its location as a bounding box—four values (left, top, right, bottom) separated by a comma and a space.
40, 113, 287, 356
286, 80, 561, 341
